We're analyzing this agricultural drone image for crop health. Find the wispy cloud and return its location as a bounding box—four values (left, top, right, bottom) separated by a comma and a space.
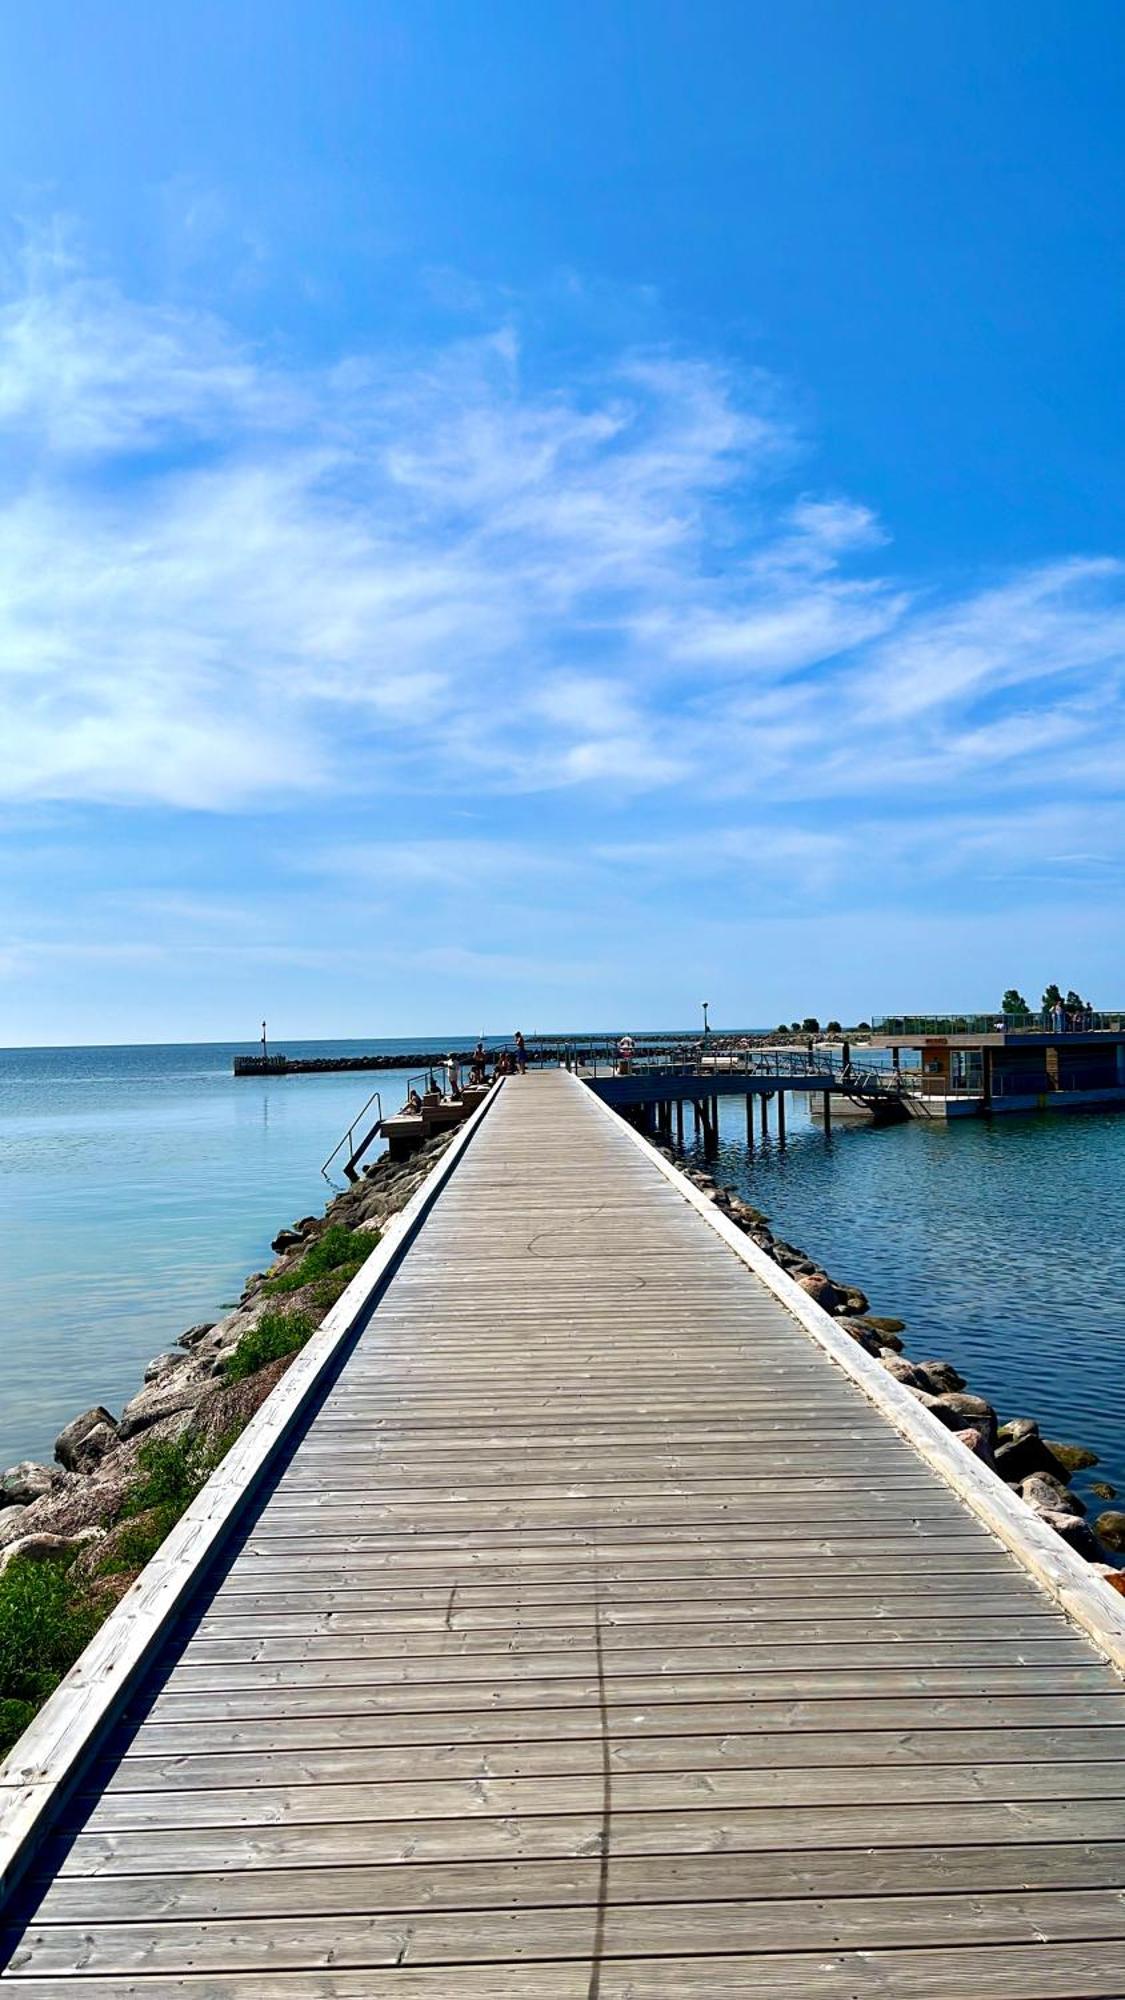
2, 236, 1125, 861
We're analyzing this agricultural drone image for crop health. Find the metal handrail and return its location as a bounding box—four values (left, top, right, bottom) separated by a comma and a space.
321, 1090, 383, 1181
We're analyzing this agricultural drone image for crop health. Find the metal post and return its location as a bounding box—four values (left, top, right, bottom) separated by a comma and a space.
761, 1091, 769, 1137
675, 1099, 684, 1148
823, 1090, 832, 1134
745, 1094, 754, 1147
777, 1089, 786, 1145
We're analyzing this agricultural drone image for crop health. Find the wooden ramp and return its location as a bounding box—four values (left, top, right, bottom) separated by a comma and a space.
4, 1071, 1125, 1996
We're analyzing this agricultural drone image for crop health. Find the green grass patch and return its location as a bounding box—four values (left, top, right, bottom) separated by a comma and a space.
263, 1224, 375, 1298
97, 1509, 180, 1576
224, 1305, 316, 1383
120, 1433, 216, 1520
0, 1553, 103, 1756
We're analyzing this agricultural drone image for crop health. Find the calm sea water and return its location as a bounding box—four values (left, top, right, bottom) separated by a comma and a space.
1, 1043, 1123, 1522
689, 1093, 1125, 1514
0, 1039, 466, 1469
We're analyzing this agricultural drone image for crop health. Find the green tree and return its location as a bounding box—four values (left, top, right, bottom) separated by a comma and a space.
801, 1016, 821, 1034
825, 1019, 842, 1034
1002, 988, 1029, 1016
1042, 983, 1063, 1011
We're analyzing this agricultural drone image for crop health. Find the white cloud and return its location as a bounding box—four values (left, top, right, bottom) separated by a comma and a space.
1, 241, 1125, 835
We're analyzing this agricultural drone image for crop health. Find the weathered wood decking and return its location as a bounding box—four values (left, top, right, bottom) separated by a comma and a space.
3, 1070, 1125, 1994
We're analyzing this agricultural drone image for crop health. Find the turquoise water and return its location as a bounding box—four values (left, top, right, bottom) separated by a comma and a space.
0, 1040, 463, 1469
690, 1093, 1125, 1515
1, 1044, 1123, 1521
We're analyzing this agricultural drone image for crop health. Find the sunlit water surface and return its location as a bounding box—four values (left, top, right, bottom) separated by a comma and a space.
0, 1040, 453, 1467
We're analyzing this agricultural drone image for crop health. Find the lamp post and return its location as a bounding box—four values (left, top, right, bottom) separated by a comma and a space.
261, 1019, 268, 1063
702, 1001, 710, 1037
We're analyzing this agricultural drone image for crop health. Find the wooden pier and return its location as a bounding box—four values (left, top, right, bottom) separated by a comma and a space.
2, 1072, 1125, 1994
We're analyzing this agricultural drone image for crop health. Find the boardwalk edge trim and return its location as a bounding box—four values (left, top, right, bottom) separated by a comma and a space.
0, 1080, 503, 1909
578, 1074, 1125, 1675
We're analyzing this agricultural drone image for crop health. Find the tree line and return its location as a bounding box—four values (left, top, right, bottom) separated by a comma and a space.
1002, 985, 1094, 1017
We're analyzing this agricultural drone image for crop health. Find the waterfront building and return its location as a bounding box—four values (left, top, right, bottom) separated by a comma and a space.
871, 1011, 1125, 1118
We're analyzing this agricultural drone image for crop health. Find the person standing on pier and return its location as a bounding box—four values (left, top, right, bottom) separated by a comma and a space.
515, 1031, 527, 1074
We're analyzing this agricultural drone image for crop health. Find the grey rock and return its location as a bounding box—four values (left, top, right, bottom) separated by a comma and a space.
178, 1322, 216, 1350
795, 1272, 846, 1314
915, 1359, 967, 1395
836, 1318, 884, 1357
271, 1227, 305, 1254
1020, 1471, 1085, 1519
0, 1527, 103, 1575
1032, 1509, 1102, 1562
0, 1461, 59, 1507
0, 1504, 30, 1545
1045, 1440, 1099, 1474
878, 1354, 931, 1389
143, 1352, 187, 1384
118, 1373, 211, 1441
55, 1406, 119, 1471
1094, 1509, 1125, 1552
993, 1418, 1073, 1486
841, 1287, 870, 1315
954, 1426, 995, 1467
913, 1390, 998, 1444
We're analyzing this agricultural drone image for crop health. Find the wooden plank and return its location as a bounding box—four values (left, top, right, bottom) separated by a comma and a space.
30, 1839, 1125, 1923
119, 1691, 1125, 1758
157, 1639, 1097, 1695
94, 1723, 1125, 1795
10, 1887, 1125, 1975
45, 1797, 1125, 1879
73, 1757, 1125, 1833
7, 1941, 1125, 1998
134, 1665, 1116, 1725
178, 1612, 1067, 1660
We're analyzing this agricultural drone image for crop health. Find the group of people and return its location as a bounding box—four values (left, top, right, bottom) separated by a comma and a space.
402, 1035, 528, 1116
1048, 1002, 1096, 1034
469, 1031, 527, 1082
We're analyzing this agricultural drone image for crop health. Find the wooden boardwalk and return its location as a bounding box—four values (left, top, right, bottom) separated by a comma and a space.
4, 1071, 1125, 1995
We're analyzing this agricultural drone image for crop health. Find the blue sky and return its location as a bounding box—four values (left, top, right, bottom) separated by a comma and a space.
2, 0, 1125, 1042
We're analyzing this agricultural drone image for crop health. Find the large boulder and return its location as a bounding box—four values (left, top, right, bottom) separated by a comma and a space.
54, 1407, 119, 1472
1094, 1510, 1125, 1553
1021, 1471, 1085, 1518
954, 1426, 995, 1468
795, 1272, 846, 1314
118, 1372, 211, 1442
915, 1358, 966, 1395
1033, 1510, 1102, 1562
143, 1352, 188, 1385
1046, 1440, 1099, 1474
878, 1354, 931, 1390
0, 1527, 102, 1576
837, 1319, 885, 1358
0, 1461, 59, 1507
177, 1322, 216, 1351
913, 1390, 998, 1445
